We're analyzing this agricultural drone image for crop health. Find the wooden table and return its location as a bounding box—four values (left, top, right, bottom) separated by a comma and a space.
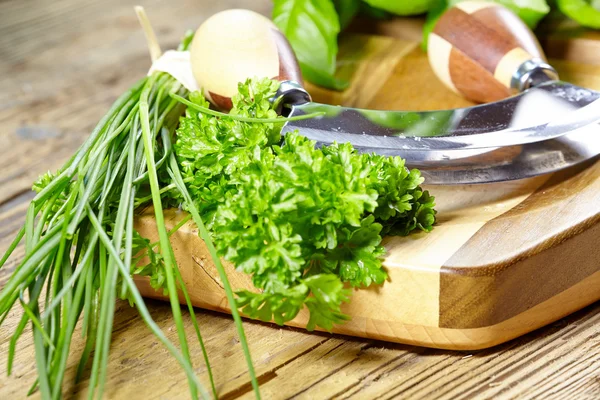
1, 1, 600, 398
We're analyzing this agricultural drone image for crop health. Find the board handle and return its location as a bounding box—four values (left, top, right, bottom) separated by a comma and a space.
190, 9, 308, 111
427, 1, 558, 103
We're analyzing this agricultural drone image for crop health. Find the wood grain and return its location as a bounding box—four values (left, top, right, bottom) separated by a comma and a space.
428, 2, 544, 102
434, 7, 511, 75
134, 194, 600, 350
2, 1, 600, 399
466, 4, 544, 59
440, 161, 600, 328
448, 44, 512, 103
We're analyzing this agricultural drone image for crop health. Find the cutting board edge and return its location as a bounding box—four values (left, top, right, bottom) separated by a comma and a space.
133, 207, 600, 350
135, 266, 600, 351
439, 215, 600, 329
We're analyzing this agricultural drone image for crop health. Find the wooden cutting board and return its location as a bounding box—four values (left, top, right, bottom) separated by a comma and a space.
134, 32, 600, 351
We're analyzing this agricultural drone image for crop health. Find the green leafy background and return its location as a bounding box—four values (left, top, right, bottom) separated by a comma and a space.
272, 0, 600, 90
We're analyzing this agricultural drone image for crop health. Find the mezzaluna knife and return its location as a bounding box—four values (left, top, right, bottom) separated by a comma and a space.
188, 2, 600, 184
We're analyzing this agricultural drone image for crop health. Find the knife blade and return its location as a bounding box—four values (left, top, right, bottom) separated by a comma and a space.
272, 0, 600, 185
278, 80, 600, 184
193, 2, 600, 185
280, 81, 600, 151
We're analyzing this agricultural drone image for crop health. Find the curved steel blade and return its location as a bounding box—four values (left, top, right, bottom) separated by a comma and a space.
282, 81, 600, 151
365, 124, 600, 184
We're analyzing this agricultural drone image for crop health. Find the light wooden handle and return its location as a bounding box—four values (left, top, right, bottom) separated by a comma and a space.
427, 1, 556, 103
190, 9, 302, 111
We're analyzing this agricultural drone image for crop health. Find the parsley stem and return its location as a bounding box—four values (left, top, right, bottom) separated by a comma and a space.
170, 93, 324, 122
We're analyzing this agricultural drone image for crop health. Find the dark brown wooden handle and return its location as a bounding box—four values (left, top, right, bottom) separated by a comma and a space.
190, 9, 302, 111
427, 1, 552, 103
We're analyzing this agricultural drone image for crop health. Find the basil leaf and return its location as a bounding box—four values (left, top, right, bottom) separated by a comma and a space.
335, 0, 361, 30
422, 0, 448, 51
363, 0, 436, 15
451, 0, 550, 27
495, 0, 550, 27
557, 0, 600, 28
273, 0, 349, 90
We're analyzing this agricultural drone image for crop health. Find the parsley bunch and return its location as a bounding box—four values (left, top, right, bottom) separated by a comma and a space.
171, 78, 436, 331
170, 79, 281, 225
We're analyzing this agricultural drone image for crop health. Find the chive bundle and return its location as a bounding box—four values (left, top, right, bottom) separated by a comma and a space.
0, 38, 259, 399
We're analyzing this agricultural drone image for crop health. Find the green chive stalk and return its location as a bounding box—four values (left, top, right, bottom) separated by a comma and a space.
0, 34, 259, 399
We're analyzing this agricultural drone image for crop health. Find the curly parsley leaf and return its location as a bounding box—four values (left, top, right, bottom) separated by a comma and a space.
168, 77, 436, 331
171, 79, 281, 225
130, 230, 168, 296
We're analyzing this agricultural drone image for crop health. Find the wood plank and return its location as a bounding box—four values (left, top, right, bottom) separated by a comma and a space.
2, 1, 600, 399
241, 304, 600, 400
0, 299, 331, 399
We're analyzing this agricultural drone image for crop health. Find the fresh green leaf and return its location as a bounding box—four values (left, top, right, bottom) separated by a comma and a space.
335, 0, 361, 30
303, 274, 351, 331
493, 0, 550, 26
363, 0, 437, 15
359, 1, 394, 18
327, 216, 388, 287
273, 0, 349, 90
422, 0, 448, 51
32, 171, 74, 219
557, 0, 600, 28
129, 231, 168, 297
236, 285, 308, 325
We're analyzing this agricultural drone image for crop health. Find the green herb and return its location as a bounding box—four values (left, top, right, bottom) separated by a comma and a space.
215, 133, 435, 329
0, 38, 257, 399
335, 0, 362, 30
1, 45, 436, 400
557, 0, 600, 28
169, 77, 436, 331
363, 0, 436, 15
273, 0, 349, 90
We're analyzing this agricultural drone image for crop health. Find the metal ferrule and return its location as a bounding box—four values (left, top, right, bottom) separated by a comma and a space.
511, 59, 559, 92
271, 80, 312, 114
